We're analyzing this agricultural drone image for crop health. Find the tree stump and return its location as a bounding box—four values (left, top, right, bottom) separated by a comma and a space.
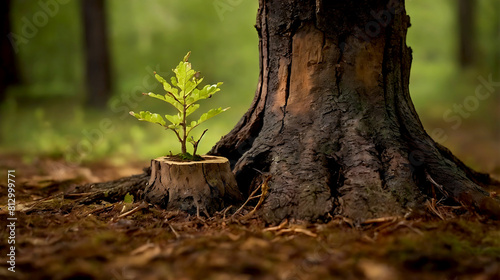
144, 155, 242, 216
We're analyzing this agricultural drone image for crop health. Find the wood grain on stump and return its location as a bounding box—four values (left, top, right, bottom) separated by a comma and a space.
144, 156, 242, 216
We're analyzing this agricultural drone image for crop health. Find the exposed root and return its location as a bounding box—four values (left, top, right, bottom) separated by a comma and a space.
361, 216, 400, 225
232, 175, 271, 219
242, 175, 271, 219
68, 171, 150, 205
425, 171, 449, 199
435, 142, 500, 188
263, 220, 318, 238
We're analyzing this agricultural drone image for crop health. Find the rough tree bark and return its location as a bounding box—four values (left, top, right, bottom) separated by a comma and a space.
210, 0, 500, 223
81, 0, 112, 108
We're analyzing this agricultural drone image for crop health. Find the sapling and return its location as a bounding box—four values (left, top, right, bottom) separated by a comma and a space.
130, 52, 228, 160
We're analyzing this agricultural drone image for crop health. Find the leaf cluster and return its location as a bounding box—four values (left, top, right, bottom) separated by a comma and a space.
130, 52, 228, 158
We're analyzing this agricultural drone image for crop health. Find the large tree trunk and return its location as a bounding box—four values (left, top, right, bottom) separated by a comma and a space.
493, 2, 500, 81
0, 0, 20, 102
211, 0, 500, 223
458, 0, 476, 68
81, 0, 112, 108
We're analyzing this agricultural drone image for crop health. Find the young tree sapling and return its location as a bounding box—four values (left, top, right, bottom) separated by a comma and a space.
130, 52, 228, 160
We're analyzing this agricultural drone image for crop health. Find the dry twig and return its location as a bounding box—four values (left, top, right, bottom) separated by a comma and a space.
425, 199, 445, 220
117, 202, 148, 218
168, 223, 180, 238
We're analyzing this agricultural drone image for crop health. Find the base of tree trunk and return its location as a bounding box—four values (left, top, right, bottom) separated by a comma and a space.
67, 0, 500, 224
209, 0, 500, 223
144, 155, 242, 216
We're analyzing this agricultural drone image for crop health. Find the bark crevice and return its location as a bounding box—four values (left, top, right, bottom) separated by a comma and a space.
279, 55, 292, 134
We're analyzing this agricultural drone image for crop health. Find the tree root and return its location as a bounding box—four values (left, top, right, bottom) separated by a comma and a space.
67, 168, 150, 205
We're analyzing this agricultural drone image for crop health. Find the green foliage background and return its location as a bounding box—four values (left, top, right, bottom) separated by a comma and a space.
1, 0, 498, 166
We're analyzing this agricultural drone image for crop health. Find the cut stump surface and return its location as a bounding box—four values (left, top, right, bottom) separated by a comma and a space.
144, 156, 242, 216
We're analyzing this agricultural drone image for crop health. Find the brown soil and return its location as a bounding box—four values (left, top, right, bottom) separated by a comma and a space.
0, 146, 499, 279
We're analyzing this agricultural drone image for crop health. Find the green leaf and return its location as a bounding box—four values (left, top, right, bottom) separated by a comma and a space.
187, 83, 222, 106
130, 111, 166, 126
165, 114, 182, 125
187, 107, 229, 134
170, 76, 177, 87
197, 107, 228, 124
146, 92, 166, 102
183, 78, 197, 97
163, 82, 180, 99
173, 61, 188, 89
168, 124, 181, 130
184, 77, 203, 97
154, 73, 179, 99
174, 60, 197, 96
154, 72, 167, 84
186, 103, 200, 117
123, 193, 134, 204
144, 92, 182, 112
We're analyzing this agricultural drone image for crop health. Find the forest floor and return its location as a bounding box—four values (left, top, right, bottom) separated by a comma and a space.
1, 122, 499, 280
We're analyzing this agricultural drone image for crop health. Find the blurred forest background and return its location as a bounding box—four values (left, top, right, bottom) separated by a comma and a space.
1, 0, 499, 176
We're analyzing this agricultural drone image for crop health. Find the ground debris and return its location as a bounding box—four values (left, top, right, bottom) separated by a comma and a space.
1, 155, 499, 280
